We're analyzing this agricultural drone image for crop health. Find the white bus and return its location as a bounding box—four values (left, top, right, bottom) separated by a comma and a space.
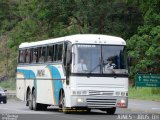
16, 34, 128, 114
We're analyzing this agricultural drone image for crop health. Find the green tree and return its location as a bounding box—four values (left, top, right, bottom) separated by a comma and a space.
0, 0, 145, 78
127, 0, 160, 77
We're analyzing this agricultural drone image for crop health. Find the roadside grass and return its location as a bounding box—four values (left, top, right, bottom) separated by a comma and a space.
0, 78, 16, 90
129, 87, 160, 101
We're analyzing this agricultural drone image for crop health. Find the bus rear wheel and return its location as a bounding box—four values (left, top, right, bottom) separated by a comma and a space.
26, 91, 30, 106
32, 89, 41, 111
29, 91, 33, 110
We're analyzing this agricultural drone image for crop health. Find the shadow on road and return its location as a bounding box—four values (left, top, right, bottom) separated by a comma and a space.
41, 108, 118, 115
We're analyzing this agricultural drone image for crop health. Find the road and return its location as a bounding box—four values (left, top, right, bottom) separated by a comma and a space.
0, 99, 160, 120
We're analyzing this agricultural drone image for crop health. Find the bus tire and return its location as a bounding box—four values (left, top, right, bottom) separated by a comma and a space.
29, 91, 33, 110
59, 92, 63, 108
32, 89, 41, 111
106, 107, 116, 115
60, 93, 70, 114
26, 90, 29, 106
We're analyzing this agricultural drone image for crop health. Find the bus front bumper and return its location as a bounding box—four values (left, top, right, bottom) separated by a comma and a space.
70, 96, 128, 109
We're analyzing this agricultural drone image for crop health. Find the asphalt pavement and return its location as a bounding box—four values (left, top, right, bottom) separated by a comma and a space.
0, 99, 159, 120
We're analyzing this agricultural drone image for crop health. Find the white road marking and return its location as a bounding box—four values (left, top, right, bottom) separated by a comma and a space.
152, 108, 160, 110
0, 107, 23, 113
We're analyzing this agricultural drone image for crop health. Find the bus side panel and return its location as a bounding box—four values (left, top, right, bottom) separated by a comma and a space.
16, 64, 65, 106
36, 75, 55, 105
16, 72, 26, 101
35, 64, 64, 106
16, 68, 35, 101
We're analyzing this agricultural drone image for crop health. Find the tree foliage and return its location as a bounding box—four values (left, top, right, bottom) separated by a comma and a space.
127, 0, 160, 76
0, 0, 159, 78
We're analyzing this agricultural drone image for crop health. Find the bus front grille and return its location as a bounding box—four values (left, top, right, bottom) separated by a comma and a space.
89, 90, 114, 96
86, 98, 116, 108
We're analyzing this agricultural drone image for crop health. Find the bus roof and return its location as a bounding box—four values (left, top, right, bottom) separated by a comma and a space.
19, 34, 126, 48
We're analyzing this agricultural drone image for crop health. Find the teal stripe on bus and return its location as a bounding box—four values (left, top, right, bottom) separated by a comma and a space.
47, 65, 63, 105
17, 69, 37, 93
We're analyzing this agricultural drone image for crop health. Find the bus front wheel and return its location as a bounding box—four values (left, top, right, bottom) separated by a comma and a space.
59, 92, 70, 114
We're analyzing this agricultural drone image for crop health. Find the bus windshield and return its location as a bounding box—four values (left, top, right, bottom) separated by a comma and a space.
72, 44, 128, 74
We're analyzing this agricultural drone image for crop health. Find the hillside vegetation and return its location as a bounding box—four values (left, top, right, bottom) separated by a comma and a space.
0, 0, 159, 81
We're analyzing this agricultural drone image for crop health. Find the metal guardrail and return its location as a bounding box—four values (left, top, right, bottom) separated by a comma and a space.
5, 92, 16, 99
6, 92, 16, 96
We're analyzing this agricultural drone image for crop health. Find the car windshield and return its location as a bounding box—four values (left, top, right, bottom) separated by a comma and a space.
72, 44, 128, 74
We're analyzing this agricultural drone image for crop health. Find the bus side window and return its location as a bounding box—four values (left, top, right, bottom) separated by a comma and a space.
47, 46, 53, 62
30, 48, 33, 63
23, 50, 26, 63
53, 45, 55, 61
33, 48, 38, 63
19, 50, 25, 63
26, 49, 30, 63
38, 47, 43, 62
43, 47, 47, 62
38, 47, 46, 62
58, 44, 63, 61
55, 44, 58, 61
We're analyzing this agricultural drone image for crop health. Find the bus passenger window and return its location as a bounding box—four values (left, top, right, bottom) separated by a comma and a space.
47, 46, 53, 62
55, 44, 58, 61
19, 50, 25, 63
33, 48, 38, 63
30, 48, 33, 63
58, 44, 63, 61
43, 47, 46, 62
38, 47, 46, 62
53, 45, 55, 61
26, 49, 30, 63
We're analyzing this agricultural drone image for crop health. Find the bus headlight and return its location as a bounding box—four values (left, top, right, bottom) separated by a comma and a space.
77, 98, 84, 103
121, 99, 126, 104
71, 90, 88, 95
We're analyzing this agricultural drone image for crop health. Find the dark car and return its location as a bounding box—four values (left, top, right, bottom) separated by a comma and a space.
0, 87, 7, 104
